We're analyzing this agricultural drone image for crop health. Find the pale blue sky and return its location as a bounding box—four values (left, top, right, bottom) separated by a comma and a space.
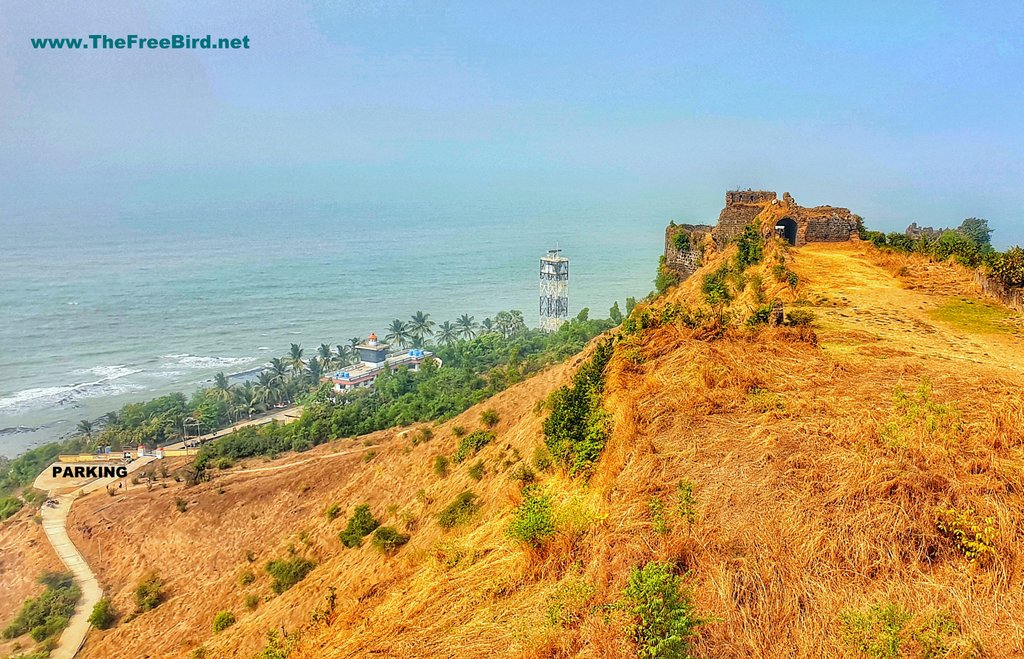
1, 1, 1022, 245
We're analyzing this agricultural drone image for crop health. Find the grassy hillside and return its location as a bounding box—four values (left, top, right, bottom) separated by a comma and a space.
63, 239, 1024, 658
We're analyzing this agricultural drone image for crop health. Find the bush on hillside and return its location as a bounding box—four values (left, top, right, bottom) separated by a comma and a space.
134, 572, 164, 612
339, 504, 380, 548
0, 495, 24, 520
212, 610, 236, 633
480, 409, 500, 428
467, 460, 485, 480
325, 502, 341, 521
992, 246, 1024, 288
453, 431, 494, 463
265, 557, 315, 594
88, 597, 116, 630
433, 454, 449, 478
239, 571, 255, 586
543, 340, 614, 476
3, 572, 80, 641
506, 489, 556, 548
734, 223, 765, 270
700, 265, 732, 306
623, 562, 704, 659
655, 256, 682, 295
371, 526, 411, 553
437, 491, 480, 529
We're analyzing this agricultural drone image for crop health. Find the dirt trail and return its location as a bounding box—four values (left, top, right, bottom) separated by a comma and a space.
794, 243, 1024, 373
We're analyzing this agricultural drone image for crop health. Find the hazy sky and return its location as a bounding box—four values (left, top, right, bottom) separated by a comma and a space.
1, 1, 1022, 245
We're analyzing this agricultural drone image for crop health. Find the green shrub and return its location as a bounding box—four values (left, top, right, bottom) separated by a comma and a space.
437, 491, 480, 529
671, 231, 690, 252
212, 610, 236, 633
480, 409, 500, 428
734, 223, 765, 270
506, 490, 556, 547
265, 557, 315, 594
88, 597, 116, 629
175, 498, 187, 513
509, 463, 536, 486
239, 571, 255, 587
700, 265, 732, 306
840, 603, 912, 659
433, 454, 450, 478
453, 431, 495, 463
467, 460, 485, 480
648, 497, 669, 535
325, 503, 341, 521
532, 445, 553, 472
3, 572, 80, 641
676, 480, 696, 527
371, 526, 411, 553
214, 457, 234, 470
244, 594, 260, 610
543, 340, 613, 476
655, 256, 682, 295
339, 504, 380, 548
411, 427, 434, 445
451, 425, 467, 438
992, 246, 1024, 288
0, 495, 24, 520
134, 572, 164, 612
935, 507, 996, 562
786, 309, 816, 327
623, 562, 704, 659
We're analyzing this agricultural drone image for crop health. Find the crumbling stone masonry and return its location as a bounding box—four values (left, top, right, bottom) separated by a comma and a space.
665, 190, 859, 279
664, 223, 713, 279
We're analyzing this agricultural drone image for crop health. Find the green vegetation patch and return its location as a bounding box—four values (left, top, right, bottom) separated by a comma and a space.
506, 489, 556, 547
212, 610, 236, 633
452, 430, 494, 463
134, 572, 164, 612
840, 603, 980, 659
339, 504, 380, 548
927, 298, 1018, 335
0, 495, 25, 520
371, 526, 411, 553
2, 572, 80, 642
623, 562, 705, 659
543, 339, 614, 476
88, 597, 116, 630
265, 557, 315, 594
437, 491, 480, 529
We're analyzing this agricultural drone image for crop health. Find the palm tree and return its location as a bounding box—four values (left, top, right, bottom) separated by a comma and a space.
507, 310, 526, 336
268, 357, 289, 384
76, 419, 94, 438
436, 321, 459, 347
317, 343, 333, 365
255, 371, 278, 410
480, 317, 495, 334
335, 344, 351, 368
455, 314, 479, 340
211, 372, 233, 402
409, 311, 435, 341
288, 343, 305, 375
306, 356, 323, 385
385, 319, 412, 348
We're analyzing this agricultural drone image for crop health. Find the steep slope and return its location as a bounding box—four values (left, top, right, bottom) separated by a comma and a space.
65, 241, 1024, 658
0, 506, 64, 655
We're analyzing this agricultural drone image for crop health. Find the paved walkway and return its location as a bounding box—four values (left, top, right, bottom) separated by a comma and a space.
31, 406, 301, 658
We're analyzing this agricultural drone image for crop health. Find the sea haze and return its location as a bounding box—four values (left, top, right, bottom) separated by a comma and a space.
0, 199, 665, 457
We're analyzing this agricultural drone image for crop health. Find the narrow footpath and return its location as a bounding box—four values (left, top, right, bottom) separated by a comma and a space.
33, 405, 301, 658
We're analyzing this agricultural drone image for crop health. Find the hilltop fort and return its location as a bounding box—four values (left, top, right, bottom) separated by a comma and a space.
664, 190, 860, 277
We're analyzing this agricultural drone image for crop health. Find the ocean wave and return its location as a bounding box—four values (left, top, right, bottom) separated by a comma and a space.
160, 354, 255, 370
0, 367, 145, 415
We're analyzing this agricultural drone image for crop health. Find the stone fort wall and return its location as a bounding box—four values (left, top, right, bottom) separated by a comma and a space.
664, 224, 712, 279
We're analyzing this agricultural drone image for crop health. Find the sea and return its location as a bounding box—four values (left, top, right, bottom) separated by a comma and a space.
0, 199, 668, 458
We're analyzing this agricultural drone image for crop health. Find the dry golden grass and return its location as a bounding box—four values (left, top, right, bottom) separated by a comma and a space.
56, 241, 1024, 658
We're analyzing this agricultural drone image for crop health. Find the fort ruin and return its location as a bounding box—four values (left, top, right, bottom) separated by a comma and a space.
664, 190, 859, 278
